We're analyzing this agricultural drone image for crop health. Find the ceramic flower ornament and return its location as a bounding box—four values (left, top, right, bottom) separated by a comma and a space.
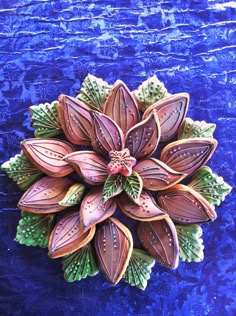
1, 75, 232, 290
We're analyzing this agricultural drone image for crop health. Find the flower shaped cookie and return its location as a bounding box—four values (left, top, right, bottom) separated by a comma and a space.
1, 75, 231, 290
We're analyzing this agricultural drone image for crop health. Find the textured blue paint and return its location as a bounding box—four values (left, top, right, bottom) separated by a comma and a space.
0, 0, 235, 315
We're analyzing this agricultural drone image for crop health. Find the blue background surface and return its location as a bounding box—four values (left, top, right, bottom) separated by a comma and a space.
0, 0, 235, 315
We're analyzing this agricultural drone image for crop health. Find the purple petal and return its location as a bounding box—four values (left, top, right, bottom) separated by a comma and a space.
64, 151, 108, 185
157, 184, 217, 224
80, 186, 117, 231
94, 217, 133, 284
91, 112, 124, 157
48, 209, 96, 258
134, 158, 186, 190
21, 138, 74, 177
160, 138, 218, 176
104, 80, 139, 133
118, 190, 167, 221
143, 93, 189, 142
18, 176, 72, 214
137, 218, 179, 269
58, 94, 92, 145
125, 112, 160, 160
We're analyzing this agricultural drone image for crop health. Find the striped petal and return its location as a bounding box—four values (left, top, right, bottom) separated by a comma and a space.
143, 93, 189, 141
118, 190, 167, 221
125, 112, 160, 160
58, 94, 92, 145
91, 112, 124, 157
104, 80, 139, 133
157, 184, 217, 224
94, 217, 133, 284
134, 158, 186, 191
160, 138, 218, 176
64, 151, 108, 185
21, 138, 74, 177
48, 210, 95, 258
80, 186, 117, 231
137, 218, 179, 269
18, 176, 72, 214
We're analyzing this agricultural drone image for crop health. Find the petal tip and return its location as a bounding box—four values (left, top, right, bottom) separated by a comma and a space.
48, 250, 56, 259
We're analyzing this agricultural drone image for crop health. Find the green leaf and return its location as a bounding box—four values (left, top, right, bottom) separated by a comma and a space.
62, 243, 99, 282
133, 75, 169, 112
30, 101, 62, 138
123, 172, 143, 205
188, 166, 232, 206
123, 249, 155, 290
59, 183, 86, 207
1, 151, 43, 190
103, 174, 123, 203
15, 211, 55, 248
176, 224, 204, 262
178, 118, 216, 139
77, 74, 111, 112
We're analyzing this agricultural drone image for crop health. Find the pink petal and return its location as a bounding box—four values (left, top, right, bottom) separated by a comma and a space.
118, 190, 167, 221
160, 138, 218, 176
48, 209, 96, 258
157, 184, 217, 224
104, 80, 140, 133
80, 186, 117, 231
143, 93, 189, 142
58, 94, 92, 146
137, 218, 179, 269
134, 158, 186, 190
64, 151, 108, 185
91, 112, 124, 157
125, 111, 160, 160
94, 217, 133, 284
21, 138, 74, 177
18, 176, 72, 214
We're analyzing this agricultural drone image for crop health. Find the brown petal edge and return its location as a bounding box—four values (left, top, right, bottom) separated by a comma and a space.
91, 112, 124, 157
125, 111, 160, 160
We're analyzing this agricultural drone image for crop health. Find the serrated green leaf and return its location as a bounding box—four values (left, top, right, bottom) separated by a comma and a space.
15, 211, 55, 248
133, 75, 169, 112
176, 224, 204, 262
123, 171, 143, 205
1, 151, 43, 190
59, 183, 86, 207
77, 74, 111, 112
103, 174, 123, 203
123, 248, 155, 290
188, 166, 232, 206
178, 118, 216, 139
30, 101, 62, 138
62, 243, 99, 282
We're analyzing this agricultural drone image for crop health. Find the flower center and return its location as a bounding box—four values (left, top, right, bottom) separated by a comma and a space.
107, 148, 136, 177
